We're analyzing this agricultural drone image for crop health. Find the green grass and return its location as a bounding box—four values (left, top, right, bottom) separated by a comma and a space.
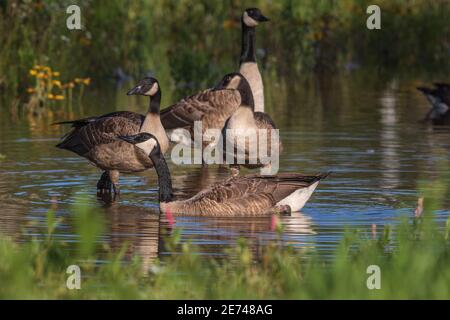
0, 190, 449, 299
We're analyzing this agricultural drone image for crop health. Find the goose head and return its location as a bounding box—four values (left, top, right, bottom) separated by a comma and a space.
214, 72, 254, 107
214, 72, 248, 91
242, 8, 269, 27
119, 132, 161, 157
119, 132, 173, 203
127, 77, 160, 97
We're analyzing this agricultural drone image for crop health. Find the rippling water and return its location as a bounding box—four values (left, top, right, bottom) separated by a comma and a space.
0, 74, 449, 266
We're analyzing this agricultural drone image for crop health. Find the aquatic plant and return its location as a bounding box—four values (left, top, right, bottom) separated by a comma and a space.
26, 64, 90, 109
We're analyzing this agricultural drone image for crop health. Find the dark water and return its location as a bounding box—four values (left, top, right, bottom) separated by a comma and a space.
1, 74, 449, 267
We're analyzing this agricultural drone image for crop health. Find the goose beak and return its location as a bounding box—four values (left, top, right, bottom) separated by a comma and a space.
257, 14, 269, 22
118, 135, 139, 144
416, 87, 430, 94
127, 85, 142, 95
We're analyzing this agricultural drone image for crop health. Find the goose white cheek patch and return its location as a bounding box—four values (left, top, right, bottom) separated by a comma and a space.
243, 12, 259, 27
136, 138, 157, 155
145, 83, 159, 96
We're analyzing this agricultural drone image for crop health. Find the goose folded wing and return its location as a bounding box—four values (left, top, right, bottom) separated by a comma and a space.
59, 116, 141, 154
54, 111, 143, 128
179, 173, 326, 215
254, 112, 278, 129
160, 89, 241, 130
243, 173, 328, 203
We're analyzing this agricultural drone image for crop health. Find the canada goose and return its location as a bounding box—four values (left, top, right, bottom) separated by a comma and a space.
160, 8, 269, 146
239, 7, 269, 113
55, 77, 169, 195
216, 72, 282, 175
417, 83, 450, 125
119, 132, 328, 216
160, 86, 241, 151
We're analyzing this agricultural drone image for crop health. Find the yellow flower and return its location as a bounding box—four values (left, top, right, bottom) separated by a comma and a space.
52, 71, 60, 77
54, 95, 65, 100
223, 19, 237, 30
37, 73, 46, 79
29, 69, 38, 76
82, 78, 91, 85
33, 65, 42, 70
26, 88, 36, 94
47, 93, 55, 99
52, 80, 62, 87
74, 78, 82, 83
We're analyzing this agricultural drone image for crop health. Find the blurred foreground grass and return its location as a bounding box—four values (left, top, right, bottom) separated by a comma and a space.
0, 189, 449, 299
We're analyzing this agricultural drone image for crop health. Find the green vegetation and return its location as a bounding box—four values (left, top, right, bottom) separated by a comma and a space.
1, 0, 449, 98
0, 184, 449, 299
0, 0, 449, 300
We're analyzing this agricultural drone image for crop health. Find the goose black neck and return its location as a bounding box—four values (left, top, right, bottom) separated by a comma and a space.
240, 21, 257, 64
238, 80, 255, 110
149, 90, 161, 114
149, 152, 174, 203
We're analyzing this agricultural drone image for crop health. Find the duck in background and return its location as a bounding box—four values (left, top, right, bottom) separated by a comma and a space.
417, 83, 450, 125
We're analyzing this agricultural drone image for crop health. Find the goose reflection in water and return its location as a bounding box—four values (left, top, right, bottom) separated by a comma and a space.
100, 197, 315, 272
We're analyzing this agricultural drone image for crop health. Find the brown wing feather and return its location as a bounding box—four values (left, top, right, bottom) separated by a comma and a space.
160, 89, 241, 132
254, 112, 277, 129
164, 173, 328, 215
254, 111, 283, 157
56, 113, 143, 156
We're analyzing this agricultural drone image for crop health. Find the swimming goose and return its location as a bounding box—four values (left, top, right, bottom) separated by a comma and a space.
119, 132, 328, 216
55, 77, 169, 195
417, 83, 450, 125
216, 72, 282, 176
160, 8, 269, 146
239, 7, 269, 113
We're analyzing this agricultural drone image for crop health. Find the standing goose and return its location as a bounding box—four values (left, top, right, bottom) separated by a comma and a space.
119, 132, 328, 216
159, 86, 241, 151
55, 77, 169, 195
417, 83, 450, 125
159, 8, 269, 147
239, 7, 269, 113
216, 72, 282, 176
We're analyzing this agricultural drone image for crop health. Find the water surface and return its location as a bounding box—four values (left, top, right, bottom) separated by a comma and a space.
1, 74, 449, 267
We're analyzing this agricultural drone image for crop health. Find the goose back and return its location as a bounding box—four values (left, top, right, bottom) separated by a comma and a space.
161, 89, 241, 148
161, 173, 326, 216
56, 112, 155, 172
